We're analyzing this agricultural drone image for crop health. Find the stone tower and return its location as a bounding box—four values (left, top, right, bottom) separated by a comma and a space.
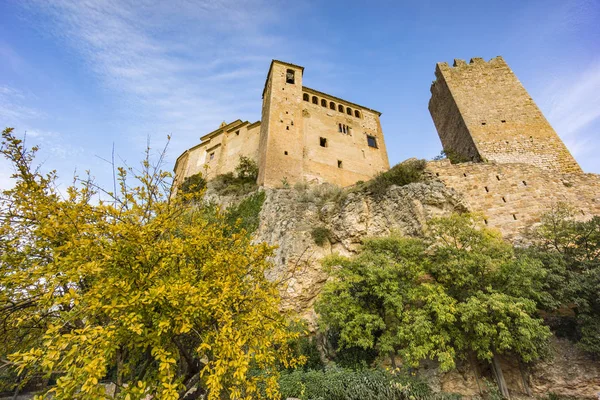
257, 60, 306, 186
428, 57, 582, 173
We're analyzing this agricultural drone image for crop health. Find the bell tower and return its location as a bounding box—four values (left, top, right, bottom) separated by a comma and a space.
257, 60, 306, 187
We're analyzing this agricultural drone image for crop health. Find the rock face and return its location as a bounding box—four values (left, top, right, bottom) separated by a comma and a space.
254, 181, 467, 322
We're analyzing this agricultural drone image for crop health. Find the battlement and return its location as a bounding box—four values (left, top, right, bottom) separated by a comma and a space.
432, 57, 508, 90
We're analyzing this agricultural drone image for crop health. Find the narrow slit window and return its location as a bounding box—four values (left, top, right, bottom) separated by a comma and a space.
321, 99, 327, 107
286, 69, 295, 84
330, 101, 335, 110
513, 214, 517, 220
303, 93, 309, 102
484, 186, 489, 192
337, 160, 343, 168
338, 123, 342, 133
312, 96, 318, 105
343, 125, 346, 134
484, 219, 488, 225
522, 180, 527, 186
367, 135, 377, 148
496, 175, 501, 181
502, 196, 506, 203
320, 137, 327, 147
463, 173, 467, 177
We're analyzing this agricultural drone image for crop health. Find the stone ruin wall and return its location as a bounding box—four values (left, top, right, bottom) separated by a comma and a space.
429, 57, 582, 174
427, 160, 600, 240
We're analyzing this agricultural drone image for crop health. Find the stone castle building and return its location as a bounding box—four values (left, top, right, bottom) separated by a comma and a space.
174, 60, 390, 188
174, 57, 599, 239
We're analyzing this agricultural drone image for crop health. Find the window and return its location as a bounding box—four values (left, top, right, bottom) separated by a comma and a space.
346, 107, 352, 115
321, 99, 327, 107
320, 137, 327, 147
235, 130, 239, 136
338, 104, 344, 112
303, 93, 309, 101
338, 123, 343, 133
286, 69, 295, 84
209, 152, 215, 160
367, 135, 377, 148
339, 123, 351, 135
337, 160, 343, 168
312, 96, 318, 105
284, 151, 288, 155
330, 101, 335, 110
354, 110, 361, 118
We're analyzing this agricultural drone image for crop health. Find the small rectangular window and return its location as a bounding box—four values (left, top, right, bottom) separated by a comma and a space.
337, 160, 343, 168
320, 137, 327, 147
367, 135, 377, 148
209, 152, 215, 160
286, 69, 295, 84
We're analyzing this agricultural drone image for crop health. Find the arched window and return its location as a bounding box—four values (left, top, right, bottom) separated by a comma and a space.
321, 99, 327, 107
354, 110, 361, 118
330, 101, 335, 110
286, 69, 295, 84
338, 104, 344, 113
312, 96, 318, 105
303, 93, 309, 102
346, 107, 352, 115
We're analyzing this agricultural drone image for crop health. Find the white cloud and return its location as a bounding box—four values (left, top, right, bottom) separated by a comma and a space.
22, 0, 294, 160
542, 60, 600, 166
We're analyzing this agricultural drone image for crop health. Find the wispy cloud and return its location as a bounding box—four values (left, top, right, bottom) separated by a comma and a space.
22, 0, 295, 157
0, 85, 44, 124
542, 61, 600, 160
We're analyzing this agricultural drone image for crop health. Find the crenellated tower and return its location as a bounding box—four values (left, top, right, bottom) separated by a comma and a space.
429, 56, 582, 173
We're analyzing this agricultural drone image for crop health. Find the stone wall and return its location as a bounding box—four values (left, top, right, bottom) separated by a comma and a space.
427, 159, 600, 240
429, 57, 582, 174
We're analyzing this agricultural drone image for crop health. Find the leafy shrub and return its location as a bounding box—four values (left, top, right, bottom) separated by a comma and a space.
363, 159, 426, 198
212, 156, 259, 196
235, 156, 259, 180
224, 191, 266, 235
311, 226, 332, 246
278, 367, 445, 400
432, 150, 470, 164
297, 183, 346, 207
179, 172, 206, 195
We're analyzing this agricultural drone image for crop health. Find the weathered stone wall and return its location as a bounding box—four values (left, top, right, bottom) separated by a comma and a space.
429, 57, 582, 174
427, 159, 600, 240
173, 120, 261, 187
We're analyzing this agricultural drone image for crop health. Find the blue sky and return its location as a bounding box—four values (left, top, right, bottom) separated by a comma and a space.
1, 0, 599, 191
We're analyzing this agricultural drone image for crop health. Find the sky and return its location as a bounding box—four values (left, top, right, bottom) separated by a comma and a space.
1, 0, 599, 191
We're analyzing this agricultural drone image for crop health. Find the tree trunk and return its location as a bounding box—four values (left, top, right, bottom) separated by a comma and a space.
518, 361, 532, 397
491, 352, 510, 399
469, 353, 483, 396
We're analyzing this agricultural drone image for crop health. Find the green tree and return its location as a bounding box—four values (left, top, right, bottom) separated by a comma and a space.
528, 204, 600, 356
316, 214, 550, 396
0, 128, 303, 399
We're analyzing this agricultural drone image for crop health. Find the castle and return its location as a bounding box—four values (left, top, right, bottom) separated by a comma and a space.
174, 57, 600, 238
174, 60, 390, 188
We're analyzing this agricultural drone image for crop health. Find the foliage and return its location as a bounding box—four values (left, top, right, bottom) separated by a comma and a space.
316, 214, 550, 373
212, 156, 259, 196
178, 172, 206, 196
296, 183, 346, 207
224, 191, 266, 235
311, 226, 332, 246
278, 367, 446, 400
528, 204, 600, 356
362, 159, 427, 198
0, 128, 303, 399
432, 150, 470, 164
235, 156, 259, 181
